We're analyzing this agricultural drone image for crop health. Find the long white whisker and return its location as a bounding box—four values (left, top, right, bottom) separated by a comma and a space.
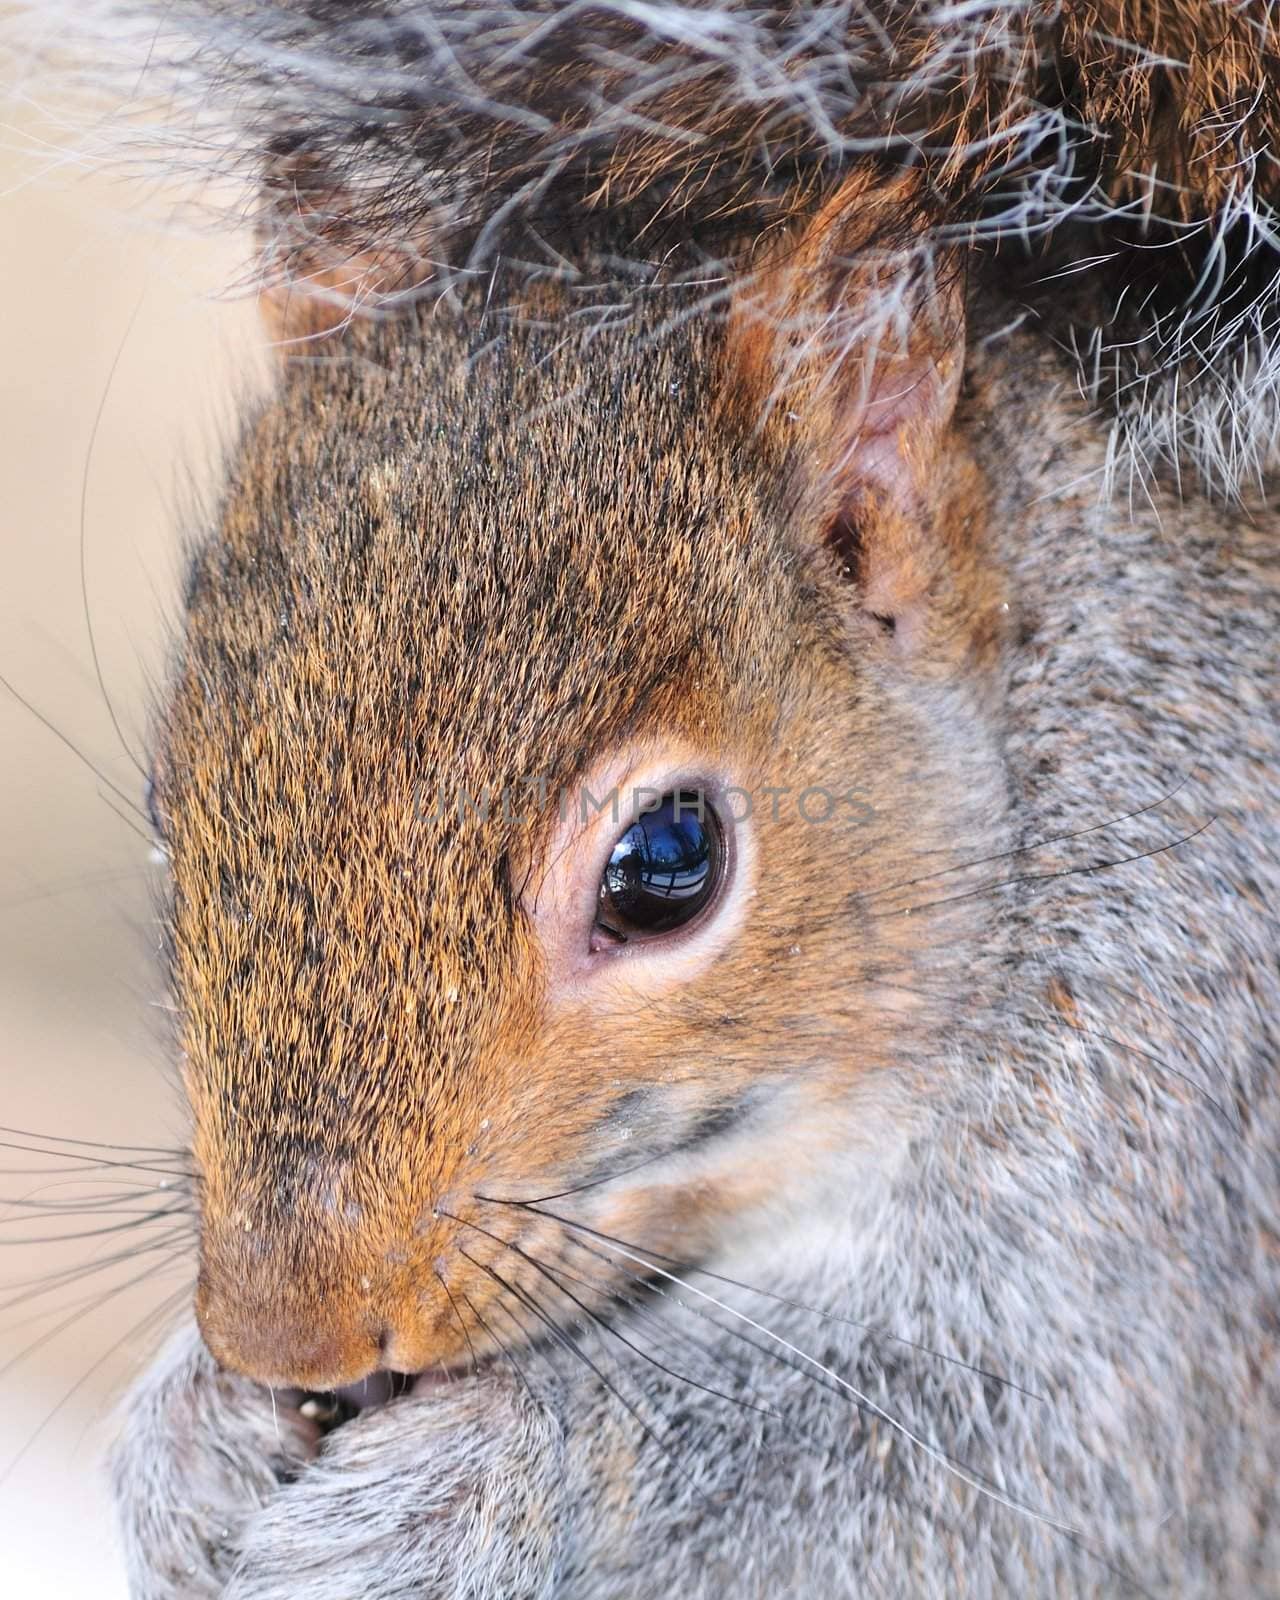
525, 1209, 1085, 1538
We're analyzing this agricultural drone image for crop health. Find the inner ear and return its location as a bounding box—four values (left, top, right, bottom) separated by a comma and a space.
821, 318, 967, 646
725, 175, 977, 653
825, 508, 863, 583
822, 503, 896, 636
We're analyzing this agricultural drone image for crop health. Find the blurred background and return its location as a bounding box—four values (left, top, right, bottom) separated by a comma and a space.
0, 72, 265, 1596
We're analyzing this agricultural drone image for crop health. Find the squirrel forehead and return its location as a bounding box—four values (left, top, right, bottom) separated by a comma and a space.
166, 300, 806, 800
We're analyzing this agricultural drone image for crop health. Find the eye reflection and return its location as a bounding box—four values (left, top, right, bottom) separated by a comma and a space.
596, 790, 724, 941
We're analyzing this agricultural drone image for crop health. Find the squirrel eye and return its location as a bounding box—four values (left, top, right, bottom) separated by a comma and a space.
596, 790, 724, 942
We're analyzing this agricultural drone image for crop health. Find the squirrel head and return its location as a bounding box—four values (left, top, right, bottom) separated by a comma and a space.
155, 189, 1012, 1392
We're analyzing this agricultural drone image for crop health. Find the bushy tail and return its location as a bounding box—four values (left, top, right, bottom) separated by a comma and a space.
18, 1, 1280, 495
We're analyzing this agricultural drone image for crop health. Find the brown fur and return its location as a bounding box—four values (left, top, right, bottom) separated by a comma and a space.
82, 8, 1280, 1592
156, 202, 1006, 1388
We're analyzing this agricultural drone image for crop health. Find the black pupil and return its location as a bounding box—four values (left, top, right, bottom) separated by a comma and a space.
600, 791, 722, 937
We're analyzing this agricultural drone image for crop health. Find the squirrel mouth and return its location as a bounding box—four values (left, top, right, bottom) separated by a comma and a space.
290, 1362, 478, 1431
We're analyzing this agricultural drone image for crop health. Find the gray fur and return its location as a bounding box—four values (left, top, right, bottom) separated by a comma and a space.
22, 2, 1273, 1590
109, 321, 1280, 1596
110, 1324, 316, 1598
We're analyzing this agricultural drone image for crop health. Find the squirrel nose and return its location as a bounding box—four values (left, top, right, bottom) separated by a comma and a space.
193, 1233, 408, 1390
195, 1278, 388, 1390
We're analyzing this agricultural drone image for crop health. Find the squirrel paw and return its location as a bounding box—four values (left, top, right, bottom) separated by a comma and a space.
221, 1375, 564, 1600
110, 1320, 319, 1600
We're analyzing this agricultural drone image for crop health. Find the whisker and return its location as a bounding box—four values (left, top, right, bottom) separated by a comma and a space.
0, 1139, 192, 1180
0, 1172, 184, 1202
0, 1163, 186, 1183
432, 1266, 479, 1372
0, 1226, 193, 1315
555, 1231, 902, 1422
469, 1277, 568, 1395
481, 1203, 1075, 1534
444, 1209, 782, 1425
78, 291, 151, 782
0, 1230, 191, 1335
458, 1289, 541, 1409
0, 1244, 191, 1388
0, 669, 148, 824
863, 770, 1201, 907
0, 1277, 191, 1486
1022, 1011, 1240, 1133
457, 1245, 708, 1503
95, 790, 156, 848
872, 818, 1216, 924
475, 1195, 1039, 1400
0, 1206, 191, 1246
0, 1184, 185, 1215
1087, 974, 1242, 1118
505, 1148, 679, 1205
553, 1221, 1056, 1482
0, 1126, 188, 1159
537, 1241, 817, 1448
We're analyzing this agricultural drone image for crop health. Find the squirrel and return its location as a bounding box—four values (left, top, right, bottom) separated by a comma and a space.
23, 1, 1276, 1596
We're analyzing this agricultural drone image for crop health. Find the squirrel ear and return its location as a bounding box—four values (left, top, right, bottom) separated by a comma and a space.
258, 251, 394, 346
726, 176, 979, 656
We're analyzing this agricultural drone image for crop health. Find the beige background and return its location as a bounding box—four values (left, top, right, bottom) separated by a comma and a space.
0, 89, 265, 1596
